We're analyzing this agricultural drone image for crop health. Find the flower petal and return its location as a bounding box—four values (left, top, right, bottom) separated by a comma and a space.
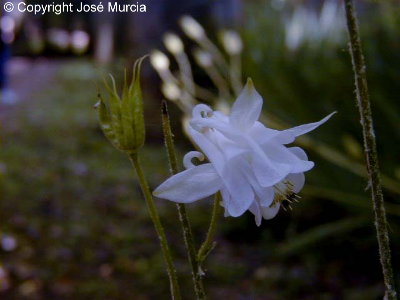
261, 203, 281, 220
221, 161, 255, 217
153, 163, 221, 203
249, 200, 262, 226
183, 151, 205, 169
189, 127, 226, 172
249, 121, 280, 144
220, 188, 232, 217
251, 152, 291, 187
286, 173, 305, 193
229, 79, 263, 132
274, 112, 336, 144
237, 156, 275, 207
288, 146, 308, 160
190, 128, 254, 216
257, 187, 275, 207
263, 143, 314, 173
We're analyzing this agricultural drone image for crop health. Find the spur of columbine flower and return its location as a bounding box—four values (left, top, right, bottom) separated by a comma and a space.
153, 79, 335, 225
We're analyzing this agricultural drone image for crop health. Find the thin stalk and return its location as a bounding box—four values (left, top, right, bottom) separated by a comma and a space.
197, 193, 222, 264
343, 1, 397, 299
176, 52, 195, 95
229, 54, 243, 96
161, 101, 206, 300
129, 153, 181, 300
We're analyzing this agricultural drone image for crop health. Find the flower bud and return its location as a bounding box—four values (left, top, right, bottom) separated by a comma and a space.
220, 30, 243, 55
179, 15, 205, 40
161, 81, 181, 101
193, 49, 212, 67
95, 57, 146, 154
150, 50, 170, 71
163, 32, 184, 55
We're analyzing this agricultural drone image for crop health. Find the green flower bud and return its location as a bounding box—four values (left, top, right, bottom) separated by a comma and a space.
95, 57, 146, 154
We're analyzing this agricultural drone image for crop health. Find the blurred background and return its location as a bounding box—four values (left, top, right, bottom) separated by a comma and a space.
1, 0, 399, 299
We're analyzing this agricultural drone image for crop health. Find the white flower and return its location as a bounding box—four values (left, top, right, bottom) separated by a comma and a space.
153, 79, 335, 225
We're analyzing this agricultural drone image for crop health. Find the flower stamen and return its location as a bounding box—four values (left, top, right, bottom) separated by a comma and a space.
272, 180, 300, 210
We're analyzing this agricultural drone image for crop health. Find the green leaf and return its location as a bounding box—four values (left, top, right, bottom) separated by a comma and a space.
277, 217, 368, 257
95, 96, 119, 148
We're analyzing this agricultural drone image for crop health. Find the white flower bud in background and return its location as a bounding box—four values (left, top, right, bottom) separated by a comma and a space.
162, 81, 181, 101
150, 50, 170, 71
163, 32, 184, 55
71, 30, 90, 54
47, 28, 70, 50
221, 30, 243, 55
193, 49, 212, 67
179, 15, 205, 40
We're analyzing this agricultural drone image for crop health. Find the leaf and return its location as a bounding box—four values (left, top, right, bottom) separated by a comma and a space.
277, 216, 368, 257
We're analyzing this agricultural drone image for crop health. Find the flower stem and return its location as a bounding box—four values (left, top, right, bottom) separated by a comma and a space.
197, 192, 222, 265
343, 1, 397, 299
129, 153, 181, 300
161, 101, 206, 300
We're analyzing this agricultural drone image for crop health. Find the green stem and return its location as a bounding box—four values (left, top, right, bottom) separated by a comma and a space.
129, 153, 181, 300
161, 101, 206, 299
197, 193, 222, 264
343, 1, 397, 299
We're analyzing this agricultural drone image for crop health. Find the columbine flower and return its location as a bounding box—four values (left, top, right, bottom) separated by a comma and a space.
153, 79, 335, 225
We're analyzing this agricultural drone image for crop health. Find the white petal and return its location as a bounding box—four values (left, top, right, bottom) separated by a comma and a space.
261, 203, 281, 220
189, 127, 226, 172
192, 104, 213, 119
183, 151, 205, 169
251, 153, 291, 187
249, 201, 262, 226
213, 111, 229, 122
190, 128, 254, 216
220, 188, 232, 217
153, 163, 222, 203
229, 79, 263, 132
276, 112, 336, 143
237, 156, 275, 207
210, 130, 248, 161
221, 161, 255, 217
257, 187, 275, 207
286, 173, 305, 193
249, 121, 280, 144
263, 143, 314, 173
190, 117, 247, 146
288, 147, 308, 160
